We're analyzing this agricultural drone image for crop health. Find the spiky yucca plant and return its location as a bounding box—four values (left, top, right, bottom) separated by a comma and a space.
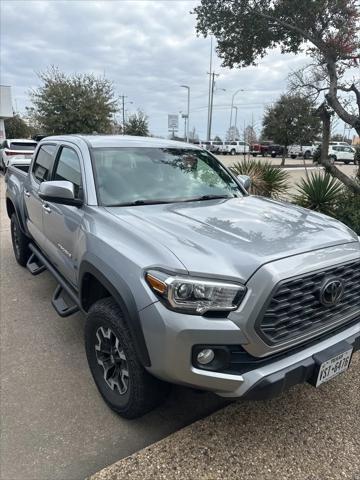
230, 159, 289, 198
293, 172, 343, 216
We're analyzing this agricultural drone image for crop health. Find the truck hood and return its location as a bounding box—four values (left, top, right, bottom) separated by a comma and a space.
106, 196, 358, 283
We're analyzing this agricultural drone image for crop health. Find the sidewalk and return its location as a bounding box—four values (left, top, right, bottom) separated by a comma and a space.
89, 354, 359, 480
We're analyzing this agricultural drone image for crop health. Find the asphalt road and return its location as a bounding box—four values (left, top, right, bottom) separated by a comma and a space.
0, 177, 228, 480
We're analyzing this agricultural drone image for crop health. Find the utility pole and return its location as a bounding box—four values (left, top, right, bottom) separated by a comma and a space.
120, 94, 127, 134
206, 36, 213, 141
208, 72, 219, 142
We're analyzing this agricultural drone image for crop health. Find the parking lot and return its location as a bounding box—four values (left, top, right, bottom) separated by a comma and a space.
1, 159, 359, 480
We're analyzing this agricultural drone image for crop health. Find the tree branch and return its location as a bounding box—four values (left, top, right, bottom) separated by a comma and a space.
253, 9, 323, 49
325, 59, 359, 129
338, 83, 360, 114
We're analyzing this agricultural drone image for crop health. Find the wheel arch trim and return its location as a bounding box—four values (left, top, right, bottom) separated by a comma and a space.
79, 260, 151, 367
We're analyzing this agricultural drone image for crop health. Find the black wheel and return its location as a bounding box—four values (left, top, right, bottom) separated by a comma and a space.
329, 155, 337, 163
230, 149, 236, 156
344, 160, 350, 165
85, 298, 170, 419
271, 153, 276, 158
304, 151, 311, 159
10, 213, 30, 266
290, 155, 296, 159
252, 153, 257, 157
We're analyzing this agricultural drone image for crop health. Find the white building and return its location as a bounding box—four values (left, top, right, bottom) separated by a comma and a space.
0, 85, 13, 140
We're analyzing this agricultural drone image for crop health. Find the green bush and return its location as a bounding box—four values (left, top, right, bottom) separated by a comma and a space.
293, 171, 360, 234
333, 191, 360, 235
354, 145, 360, 165
293, 172, 343, 216
230, 159, 289, 198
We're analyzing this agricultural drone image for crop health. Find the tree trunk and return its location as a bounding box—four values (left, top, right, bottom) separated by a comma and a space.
281, 147, 286, 166
325, 59, 360, 136
318, 103, 360, 195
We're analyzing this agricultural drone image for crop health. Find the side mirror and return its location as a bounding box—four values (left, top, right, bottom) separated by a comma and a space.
237, 174, 251, 192
39, 180, 83, 206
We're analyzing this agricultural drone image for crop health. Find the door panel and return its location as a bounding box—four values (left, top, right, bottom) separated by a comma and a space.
42, 146, 84, 285
42, 203, 83, 285
25, 144, 57, 250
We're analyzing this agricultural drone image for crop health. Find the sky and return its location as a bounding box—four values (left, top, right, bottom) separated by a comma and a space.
0, 0, 352, 140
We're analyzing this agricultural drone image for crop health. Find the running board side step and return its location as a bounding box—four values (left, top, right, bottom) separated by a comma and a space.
26, 252, 47, 275
52, 285, 79, 317
28, 244, 81, 318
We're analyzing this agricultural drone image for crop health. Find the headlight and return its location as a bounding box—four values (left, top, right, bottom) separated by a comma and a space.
145, 270, 246, 315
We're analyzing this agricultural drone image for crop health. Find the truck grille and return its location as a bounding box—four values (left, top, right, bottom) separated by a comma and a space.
257, 260, 360, 345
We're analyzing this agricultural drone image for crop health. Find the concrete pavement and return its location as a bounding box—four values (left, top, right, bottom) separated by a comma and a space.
90, 353, 360, 480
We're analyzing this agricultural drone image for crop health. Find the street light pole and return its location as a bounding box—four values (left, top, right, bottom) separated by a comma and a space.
180, 85, 190, 142
229, 89, 244, 131
232, 106, 238, 130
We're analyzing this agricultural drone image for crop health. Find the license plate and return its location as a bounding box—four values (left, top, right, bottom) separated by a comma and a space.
316, 349, 353, 387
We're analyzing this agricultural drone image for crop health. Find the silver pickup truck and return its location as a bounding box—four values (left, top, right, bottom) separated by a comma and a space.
5, 135, 360, 418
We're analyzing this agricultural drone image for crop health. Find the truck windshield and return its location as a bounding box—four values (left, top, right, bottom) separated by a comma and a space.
91, 147, 242, 206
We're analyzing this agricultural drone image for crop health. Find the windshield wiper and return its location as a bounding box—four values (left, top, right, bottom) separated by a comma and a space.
107, 199, 175, 207
184, 194, 234, 202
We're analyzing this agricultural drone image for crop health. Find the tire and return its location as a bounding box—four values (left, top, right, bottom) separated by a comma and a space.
290, 155, 296, 159
344, 160, 350, 165
10, 213, 30, 266
329, 155, 337, 163
304, 151, 311, 159
271, 153, 276, 158
230, 149, 236, 156
85, 297, 170, 419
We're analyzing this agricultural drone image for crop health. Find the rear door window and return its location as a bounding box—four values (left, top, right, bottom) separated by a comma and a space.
32, 144, 57, 183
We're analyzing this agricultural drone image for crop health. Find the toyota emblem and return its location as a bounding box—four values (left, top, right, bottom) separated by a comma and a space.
319, 278, 345, 307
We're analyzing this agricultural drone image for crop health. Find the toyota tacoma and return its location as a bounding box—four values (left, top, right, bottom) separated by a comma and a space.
5, 135, 360, 418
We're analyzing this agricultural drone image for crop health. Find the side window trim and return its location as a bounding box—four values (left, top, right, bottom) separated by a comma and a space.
31, 143, 59, 184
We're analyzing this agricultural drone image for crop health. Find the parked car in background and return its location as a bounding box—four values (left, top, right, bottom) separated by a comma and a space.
6, 155, 33, 171
268, 144, 286, 158
0, 139, 37, 171
288, 144, 319, 159
209, 141, 223, 153
328, 145, 355, 164
329, 141, 351, 147
224, 141, 250, 155
250, 142, 271, 157
201, 141, 212, 151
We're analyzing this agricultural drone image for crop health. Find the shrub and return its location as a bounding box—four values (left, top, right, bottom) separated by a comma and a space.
333, 191, 360, 235
230, 159, 289, 198
293, 172, 343, 216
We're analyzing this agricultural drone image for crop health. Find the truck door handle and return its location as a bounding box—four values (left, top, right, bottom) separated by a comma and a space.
42, 204, 52, 214
24, 190, 31, 197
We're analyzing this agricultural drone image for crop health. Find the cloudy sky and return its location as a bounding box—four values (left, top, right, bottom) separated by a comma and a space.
0, 0, 333, 140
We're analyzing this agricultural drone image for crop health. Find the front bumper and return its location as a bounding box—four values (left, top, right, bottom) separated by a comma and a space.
140, 300, 359, 399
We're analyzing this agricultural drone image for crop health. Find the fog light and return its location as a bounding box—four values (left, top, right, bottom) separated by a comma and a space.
197, 348, 215, 365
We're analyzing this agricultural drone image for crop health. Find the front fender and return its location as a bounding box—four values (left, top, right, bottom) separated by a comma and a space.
79, 256, 151, 367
